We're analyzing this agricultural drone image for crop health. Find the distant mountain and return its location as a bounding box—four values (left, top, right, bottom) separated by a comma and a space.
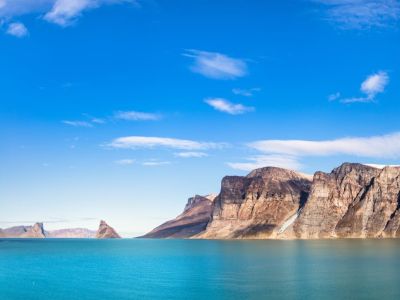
145, 163, 400, 239
141, 194, 217, 238
47, 228, 96, 238
1, 223, 96, 238
95, 220, 121, 238
20, 223, 46, 238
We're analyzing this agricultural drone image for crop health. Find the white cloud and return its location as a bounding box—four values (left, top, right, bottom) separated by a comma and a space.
228, 155, 303, 171
109, 136, 224, 150
232, 88, 261, 97
174, 152, 208, 158
6, 22, 28, 37
142, 161, 171, 166
313, 0, 400, 29
114, 111, 161, 121
334, 71, 389, 103
360, 71, 389, 97
62, 120, 93, 127
249, 132, 400, 159
115, 159, 135, 165
184, 49, 248, 80
0, 0, 136, 32
205, 98, 254, 115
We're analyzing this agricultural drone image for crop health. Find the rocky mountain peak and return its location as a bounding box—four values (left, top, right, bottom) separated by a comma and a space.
96, 220, 121, 239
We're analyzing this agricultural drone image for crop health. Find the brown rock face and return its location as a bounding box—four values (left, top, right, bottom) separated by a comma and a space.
141, 194, 217, 238
20, 223, 46, 238
95, 220, 121, 239
199, 167, 312, 239
290, 163, 400, 239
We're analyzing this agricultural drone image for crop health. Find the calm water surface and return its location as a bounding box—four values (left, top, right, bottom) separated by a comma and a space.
0, 239, 399, 299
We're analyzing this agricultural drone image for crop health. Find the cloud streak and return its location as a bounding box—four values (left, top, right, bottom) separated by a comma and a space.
229, 132, 400, 171
62, 120, 94, 128
184, 49, 248, 80
114, 111, 161, 121
249, 132, 400, 159
174, 152, 208, 158
313, 0, 400, 29
205, 98, 254, 115
109, 136, 224, 150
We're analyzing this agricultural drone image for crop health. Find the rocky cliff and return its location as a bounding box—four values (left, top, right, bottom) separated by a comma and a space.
198, 167, 312, 239
20, 223, 46, 238
285, 163, 400, 239
145, 163, 400, 239
95, 220, 121, 238
141, 194, 217, 238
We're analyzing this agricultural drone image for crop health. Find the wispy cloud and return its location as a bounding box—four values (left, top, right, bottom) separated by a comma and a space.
142, 161, 171, 166
6, 21, 28, 37
109, 136, 224, 150
232, 88, 261, 97
205, 98, 254, 115
228, 155, 303, 171
62, 120, 94, 128
313, 0, 400, 29
340, 71, 389, 103
114, 111, 161, 121
229, 132, 400, 171
328, 92, 341, 101
249, 132, 400, 158
184, 49, 248, 80
114, 159, 135, 165
174, 152, 208, 158
0, 0, 136, 34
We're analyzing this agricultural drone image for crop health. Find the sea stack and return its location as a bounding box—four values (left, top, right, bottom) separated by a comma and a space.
96, 220, 121, 239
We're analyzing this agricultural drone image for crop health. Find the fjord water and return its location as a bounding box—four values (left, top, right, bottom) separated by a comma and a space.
1, 239, 400, 299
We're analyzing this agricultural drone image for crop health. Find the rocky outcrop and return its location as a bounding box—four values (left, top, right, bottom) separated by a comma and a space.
147, 163, 400, 240
20, 223, 46, 238
198, 167, 312, 239
286, 163, 400, 239
95, 220, 121, 239
141, 194, 217, 238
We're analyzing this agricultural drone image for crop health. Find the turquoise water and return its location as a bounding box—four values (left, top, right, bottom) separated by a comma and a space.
1, 239, 400, 299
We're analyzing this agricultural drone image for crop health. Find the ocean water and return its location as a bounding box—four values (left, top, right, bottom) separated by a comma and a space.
1, 239, 400, 300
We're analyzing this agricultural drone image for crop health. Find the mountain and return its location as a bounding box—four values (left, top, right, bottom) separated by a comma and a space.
47, 228, 96, 238
1, 225, 32, 237
145, 163, 400, 239
0, 223, 96, 238
285, 163, 400, 239
20, 223, 46, 238
141, 194, 217, 238
95, 220, 121, 238
198, 167, 312, 239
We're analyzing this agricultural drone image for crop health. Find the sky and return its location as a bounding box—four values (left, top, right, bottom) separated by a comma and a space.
0, 0, 399, 236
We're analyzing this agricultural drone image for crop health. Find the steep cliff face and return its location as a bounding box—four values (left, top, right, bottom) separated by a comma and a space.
142, 194, 217, 238
199, 167, 312, 239
287, 163, 400, 239
20, 223, 46, 238
96, 220, 121, 238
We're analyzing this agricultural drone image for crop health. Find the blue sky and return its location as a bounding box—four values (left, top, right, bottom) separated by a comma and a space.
0, 0, 399, 236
